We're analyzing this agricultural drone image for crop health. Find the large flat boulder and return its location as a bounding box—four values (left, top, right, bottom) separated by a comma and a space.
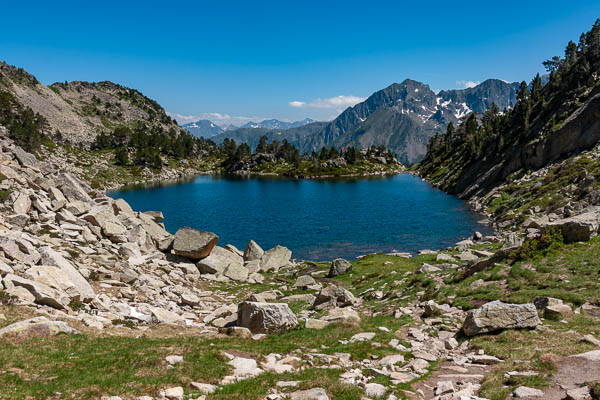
3, 274, 69, 309
25, 266, 84, 302
223, 263, 249, 282
0, 316, 78, 338
83, 205, 128, 242
237, 301, 298, 333
196, 246, 242, 275
12, 145, 37, 168
463, 300, 540, 337
260, 245, 292, 272
547, 212, 599, 243
57, 172, 92, 203
38, 247, 95, 302
137, 212, 172, 245
173, 227, 218, 260
112, 198, 135, 216
0, 235, 41, 265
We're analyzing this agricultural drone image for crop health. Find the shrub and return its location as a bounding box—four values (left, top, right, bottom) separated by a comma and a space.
0, 290, 17, 305
510, 226, 563, 262
69, 299, 85, 312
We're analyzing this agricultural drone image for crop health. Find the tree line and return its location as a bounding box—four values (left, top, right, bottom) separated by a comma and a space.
0, 89, 48, 152
93, 123, 217, 170
421, 19, 600, 172
221, 135, 395, 171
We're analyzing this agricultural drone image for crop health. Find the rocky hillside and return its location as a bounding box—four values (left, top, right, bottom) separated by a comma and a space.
214, 80, 518, 165
0, 61, 185, 145
2, 129, 600, 400
417, 20, 600, 234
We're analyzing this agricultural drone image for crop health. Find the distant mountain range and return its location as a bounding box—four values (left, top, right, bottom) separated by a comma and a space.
212, 79, 520, 165
182, 118, 315, 138
239, 118, 314, 130
181, 120, 224, 138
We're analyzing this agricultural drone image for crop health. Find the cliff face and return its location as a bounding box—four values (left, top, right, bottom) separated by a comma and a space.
415, 21, 600, 235
454, 88, 600, 199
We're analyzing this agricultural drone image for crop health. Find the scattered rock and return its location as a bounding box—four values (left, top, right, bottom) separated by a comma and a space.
533, 296, 563, 310
513, 386, 544, 398
289, 388, 329, 400
260, 246, 292, 272
463, 300, 540, 337
313, 285, 358, 310
243, 240, 264, 261
0, 316, 78, 338
365, 383, 386, 398
161, 386, 184, 400
237, 301, 298, 334
544, 304, 572, 320
435, 381, 454, 396
349, 332, 375, 342
565, 387, 592, 400
165, 355, 183, 365
190, 382, 217, 394
328, 258, 352, 277
218, 326, 253, 339
294, 275, 319, 290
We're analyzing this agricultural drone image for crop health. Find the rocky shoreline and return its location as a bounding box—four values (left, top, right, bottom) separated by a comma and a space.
230, 167, 404, 180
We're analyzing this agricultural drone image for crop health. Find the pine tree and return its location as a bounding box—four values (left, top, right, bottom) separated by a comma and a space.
530, 74, 543, 103
515, 81, 531, 137
256, 136, 268, 153
115, 148, 129, 166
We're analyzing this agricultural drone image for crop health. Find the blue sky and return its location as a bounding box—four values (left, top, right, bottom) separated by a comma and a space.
1, 1, 598, 126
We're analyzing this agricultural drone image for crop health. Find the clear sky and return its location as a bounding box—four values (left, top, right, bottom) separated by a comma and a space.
1, 1, 598, 126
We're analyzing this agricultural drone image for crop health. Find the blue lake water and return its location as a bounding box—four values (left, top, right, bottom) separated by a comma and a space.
108, 174, 492, 261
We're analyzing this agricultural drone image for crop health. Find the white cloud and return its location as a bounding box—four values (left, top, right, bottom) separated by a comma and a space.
456, 80, 480, 89
288, 95, 365, 110
168, 113, 200, 124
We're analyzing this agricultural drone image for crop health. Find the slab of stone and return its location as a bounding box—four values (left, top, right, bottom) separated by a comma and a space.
0, 316, 78, 338
173, 227, 219, 260
260, 245, 292, 272
237, 301, 298, 334
463, 300, 540, 337
38, 246, 95, 302
513, 386, 544, 398
289, 388, 329, 400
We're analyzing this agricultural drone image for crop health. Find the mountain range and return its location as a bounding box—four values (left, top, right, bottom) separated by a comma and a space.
212, 79, 520, 165
1, 58, 519, 166
181, 118, 316, 138
239, 118, 315, 130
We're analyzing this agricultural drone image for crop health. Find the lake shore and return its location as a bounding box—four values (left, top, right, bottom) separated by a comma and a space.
108, 173, 494, 261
